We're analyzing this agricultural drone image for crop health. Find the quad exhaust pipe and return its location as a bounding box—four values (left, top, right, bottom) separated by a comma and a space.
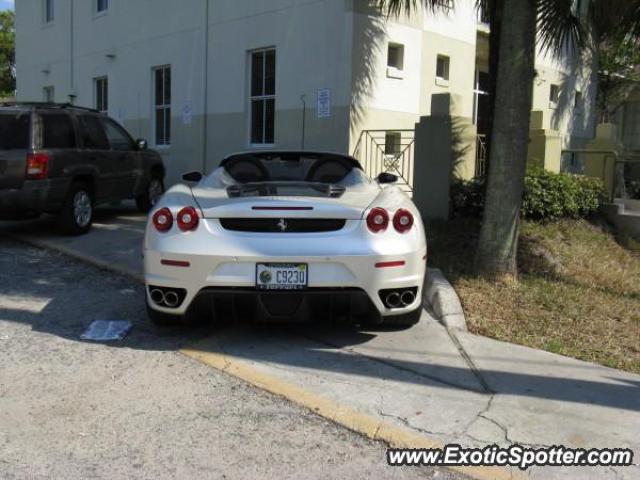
150, 287, 183, 309
150, 289, 165, 305
164, 291, 180, 308
382, 288, 418, 309
400, 290, 416, 306
385, 292, 402, 309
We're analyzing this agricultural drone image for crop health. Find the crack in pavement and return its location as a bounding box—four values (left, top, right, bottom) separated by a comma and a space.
445, 327, 493, 394
378, 411, 452, 438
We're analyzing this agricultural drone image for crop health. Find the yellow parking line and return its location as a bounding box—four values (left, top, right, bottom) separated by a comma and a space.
181, 337, 522, 480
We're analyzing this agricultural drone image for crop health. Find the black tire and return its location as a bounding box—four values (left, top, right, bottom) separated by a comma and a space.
381, 307, 423, 327
146, 303, 184, 327
136, 175, 164, 213
58, 181, 94, 236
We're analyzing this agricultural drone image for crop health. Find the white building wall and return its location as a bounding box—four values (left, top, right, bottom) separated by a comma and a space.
15, 0, 598, 183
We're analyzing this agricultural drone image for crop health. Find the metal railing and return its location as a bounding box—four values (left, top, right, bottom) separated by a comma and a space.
561, 149, 640, 201
352, 129, 415, 193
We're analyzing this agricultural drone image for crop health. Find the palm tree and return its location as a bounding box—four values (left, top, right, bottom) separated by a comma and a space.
380, 0, 638, 278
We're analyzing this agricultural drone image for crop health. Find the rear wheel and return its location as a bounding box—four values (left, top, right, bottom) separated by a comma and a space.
136, 175, 164, 213
58, 181, 93, 236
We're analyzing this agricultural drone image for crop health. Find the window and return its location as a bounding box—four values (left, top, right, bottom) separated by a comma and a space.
44, 0, 54, 23
43, 86, 54, 102
250, 49, 276, 145
41, 114, 76, 149
387, 43, 404, 70
385, 132, 402, 156
0, 113, 30, 150
101, 118, 134, 151
96, 0, 109, 13
153, 66, 171, 146
549, 84, 560, 105
94, 77, 108, 114
436, 55, 450, 81
78, 115, 110, 150
574, 91, 583, 114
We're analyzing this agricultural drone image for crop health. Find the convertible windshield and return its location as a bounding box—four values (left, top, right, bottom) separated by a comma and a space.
221, 152, 362, 184
227, 182, 346, 198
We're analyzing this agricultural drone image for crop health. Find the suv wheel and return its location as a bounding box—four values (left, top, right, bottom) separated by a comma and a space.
58, 181, 94, 236
136, 176, 164, 213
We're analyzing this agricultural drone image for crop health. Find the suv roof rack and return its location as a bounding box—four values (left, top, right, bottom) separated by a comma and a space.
0, 102, 101, 113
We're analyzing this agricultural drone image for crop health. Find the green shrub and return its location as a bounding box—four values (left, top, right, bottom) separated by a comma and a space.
522, 169, 606, 219
450, 169, 606, 220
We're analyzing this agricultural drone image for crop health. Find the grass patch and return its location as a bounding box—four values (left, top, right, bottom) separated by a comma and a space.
427, 217, 640, 373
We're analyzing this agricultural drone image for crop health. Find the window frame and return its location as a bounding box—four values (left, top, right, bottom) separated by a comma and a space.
249, 48, 276, 147
574, 91, 583, 115
435, 54, 450, 85
95, 0, 109, 15
152, 65, 172, 147
549, 84, 560, 108
94, 76, 108, 114
43, 0, 55, 24
387, 43, 405, 71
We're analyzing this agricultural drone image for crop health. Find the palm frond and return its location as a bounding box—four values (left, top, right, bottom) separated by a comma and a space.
377, 0, 453, 17
537, 0, 585, 56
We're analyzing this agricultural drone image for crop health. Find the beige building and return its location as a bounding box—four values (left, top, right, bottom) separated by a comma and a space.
16, 0, 596, 186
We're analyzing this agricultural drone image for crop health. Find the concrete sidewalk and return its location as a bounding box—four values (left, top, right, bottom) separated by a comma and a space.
2, 205, 639, 480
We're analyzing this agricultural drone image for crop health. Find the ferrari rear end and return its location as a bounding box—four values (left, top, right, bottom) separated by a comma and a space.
143, 152, 427, 327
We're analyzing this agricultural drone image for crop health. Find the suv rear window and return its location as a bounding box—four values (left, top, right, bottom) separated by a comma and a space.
0, 113, 30, 150
42, 114, 77, 149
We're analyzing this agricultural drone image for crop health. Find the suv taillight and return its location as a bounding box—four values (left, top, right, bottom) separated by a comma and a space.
26, 153, 49, 180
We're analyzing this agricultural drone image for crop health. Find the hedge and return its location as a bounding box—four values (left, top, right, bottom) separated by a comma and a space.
451, 169, 606, 220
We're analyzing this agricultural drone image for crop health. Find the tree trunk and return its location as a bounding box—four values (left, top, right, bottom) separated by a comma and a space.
484, 0, 504, 164
474, 0, 537, 278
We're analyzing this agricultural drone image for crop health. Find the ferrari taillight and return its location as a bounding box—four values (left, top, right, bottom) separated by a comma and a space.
152, 208, 173, 232
393, 209, 414, 233
177, 206, 199, 232
366, 207, 389, 233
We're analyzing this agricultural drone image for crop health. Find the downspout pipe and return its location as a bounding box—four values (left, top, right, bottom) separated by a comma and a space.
69, 0, 75, 104
202, 0, 210, 174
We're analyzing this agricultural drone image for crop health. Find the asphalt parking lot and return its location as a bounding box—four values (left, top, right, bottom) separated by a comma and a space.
0, 238, 462, 479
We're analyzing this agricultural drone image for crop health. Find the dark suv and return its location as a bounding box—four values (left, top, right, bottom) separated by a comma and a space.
0, 103, 165, 235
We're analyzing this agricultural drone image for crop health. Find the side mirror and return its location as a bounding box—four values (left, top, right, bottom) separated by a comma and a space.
136, 138, 148, 151
376, 172, 398, 184
182, 171, 203, 183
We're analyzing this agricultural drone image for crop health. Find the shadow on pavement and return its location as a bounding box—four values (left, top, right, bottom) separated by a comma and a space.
1, 236, 639, 415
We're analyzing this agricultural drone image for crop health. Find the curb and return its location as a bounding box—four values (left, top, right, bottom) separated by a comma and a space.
424, 268, 468, 331
182, 337, 522, 480
5, 233, 145, 285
